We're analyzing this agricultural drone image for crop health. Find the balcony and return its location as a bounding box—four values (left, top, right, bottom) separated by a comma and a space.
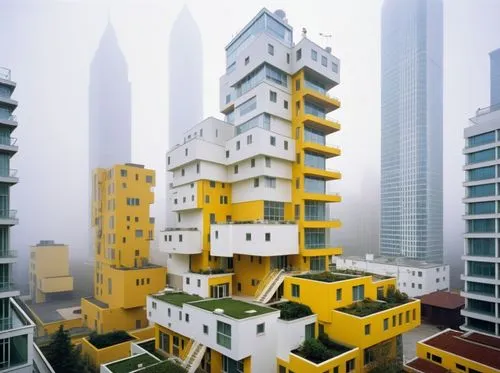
302, 243, 342, 256
303, 190, 341, 203
159, 228, 201, 254
303, 216, 341, 229
0, 67, 10, 81
0, 169, 18, 184
0, 137, 17, 154
302, 140, 341, 158
210, 221, 299, 257
0, 114, 17, 127
303, 81, 341, 113
303, 114, 340, 135
0, 250, 17, 264
331, 298, 420, 348
0, 210, 18, 225
303, 166, 341, 181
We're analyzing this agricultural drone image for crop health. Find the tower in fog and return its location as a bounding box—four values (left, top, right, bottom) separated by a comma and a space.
168, 5, 203, 147
88, 21, 131, 257
380, 0, 443, 262
490, 48, 500, 107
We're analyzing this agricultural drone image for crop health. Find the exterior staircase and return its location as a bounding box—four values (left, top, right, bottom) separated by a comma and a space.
181, 340, 206, 373
254, 269, 286, 303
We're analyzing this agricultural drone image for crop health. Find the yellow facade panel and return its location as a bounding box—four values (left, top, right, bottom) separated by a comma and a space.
39, 276, 73, 293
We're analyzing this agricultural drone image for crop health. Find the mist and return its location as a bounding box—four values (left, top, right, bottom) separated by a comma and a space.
0, 0, 498, 293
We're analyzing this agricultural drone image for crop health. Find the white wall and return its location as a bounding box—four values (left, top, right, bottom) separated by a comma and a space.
183, 117, 235, 145
159, 229, 201, 255
169, 182, 198, 211
210, 223, 298, 257
167, 138, 226, 172
231, 178, 292, 203
172, 161, 228, 187
276, 314, 317, 361
165, 254, 190, 279
182, 273, 234, 298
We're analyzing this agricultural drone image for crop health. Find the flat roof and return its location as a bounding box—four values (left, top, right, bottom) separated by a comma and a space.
27, 296, 84, 323
190, 298, 277, 319
106, 353, 158, 373
419, 291, 464, 310
338, 255, 446, 269
406, 358, 449, 373
84, 297, 109, 309
153, 292, 202, 307
421, 329, 500, 370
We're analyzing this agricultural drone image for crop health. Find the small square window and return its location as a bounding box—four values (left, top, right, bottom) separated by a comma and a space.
265, 233, 271, 241
321, 56, 327, 67
210, 180, 216, 188
251, 158, 255, 168
203, 325, 209, 334
245, 56, 249, 65
296, 49, 302, 61
246, 233, 251, 241
254, 178, 259, 187
270, 91, 277, 103
268, 43, 274, 55
270, 136, 276, 146
284, 100, 288, 109
257, 323, 265, 334
236, 141, 240, 150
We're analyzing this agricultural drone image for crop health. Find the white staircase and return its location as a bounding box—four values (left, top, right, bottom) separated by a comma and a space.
182, 341, 206, 373
255, 269, 286, 303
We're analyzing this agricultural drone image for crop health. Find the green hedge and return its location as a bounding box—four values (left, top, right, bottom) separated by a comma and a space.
88, 330, 134, 349
139, 360, 187, 373
274, 302, 313, 320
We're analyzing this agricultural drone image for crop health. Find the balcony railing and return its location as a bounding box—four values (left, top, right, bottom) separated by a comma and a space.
215, 220, 296, 225
305, 216, 340, 222
0, 282, 16, 292
0, 68, 10, 81
0, 250, 17, 258
304, 80, 339, 101
163, 227, 198, 231
0, 137, 17, 147
304, 243, 329, 249
0, 210, 17, 220
0, 169, 17, 178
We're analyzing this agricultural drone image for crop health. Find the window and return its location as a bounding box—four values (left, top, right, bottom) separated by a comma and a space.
311, 49, 317, 61
284, 140, 288, 150
346, 359, 355, 373
352, 285, 364, 301
296, 48, 302, 61
135, 230, 143, 238
251, 158, 255, 167
239, 96, 257, 116
226, 150, 230, 158
179, 234, 183, 242
265, 156, 271, 167
254, 178, 260, 187
413, 309, 416, 320
168, 308, 171, 317
418, 271, 422, 277
196, 163, 200, 173
126, 198, 140, 206
383, 318, 389, 330
217, 321, 232, 349
186, 277, 190, 285
321, 56, 327, 66
268, 43, 274, 55
185, 148, 188, 156
146, 175, 153, 183
210, 180, 216, 188
292, 284, 300, 297
247, 134, 253, 144
225, 94, 231, 104
431, 355, 442, 364
264, 201, 284, 221
181, 169, 185, 176
270, 136, 276, 146
284, 100, 288, 109
412, 283, 415, 288
203, 325, 209, 334
392, 315, 396, 327
185, 313, 190, 322
121, 169, 127, 177
236, 141, 240, 150
210, 213, 216, 224
286, 53, 290, 63
332, 61, 339, 73
246, 233, 251, 241
244, 56, 249, 65
270, 90, 277, 102
336, 288, 342, 300
364, 324, 370, 335
205, 195, 210, 203
455, 364, 466, 371
257, 323, 265, 334
215, 231, 219, 239
305, 323, 315, 339
265, 233, 271, 241
418, 284, 422, 289
399, 313, 402, 325
234, 165, 238, 174
333, 367, 339, 373
264, 176, 276, 188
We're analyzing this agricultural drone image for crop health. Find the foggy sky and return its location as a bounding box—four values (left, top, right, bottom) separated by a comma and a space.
0, 0, 498, 290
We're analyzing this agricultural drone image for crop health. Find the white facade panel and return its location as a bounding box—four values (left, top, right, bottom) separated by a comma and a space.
159, 229, 201, 255
276, 314, 317, 361
182, 273, 233, 298
172, 161, 228, 187
231, 178, 291, 203
210, 223, 298, 257
169, 183, 198, 211
167, 138, 226, 172
182, 117, 235, 146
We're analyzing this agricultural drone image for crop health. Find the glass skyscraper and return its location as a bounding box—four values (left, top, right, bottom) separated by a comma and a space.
380, 0, 443, 263
490, 48, 500, 107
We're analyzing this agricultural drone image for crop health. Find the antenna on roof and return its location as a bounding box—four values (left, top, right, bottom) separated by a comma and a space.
302, 27, 307, 38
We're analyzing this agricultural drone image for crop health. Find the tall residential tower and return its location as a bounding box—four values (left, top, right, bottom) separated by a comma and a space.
490, 48, 500, 107
0, 67, 35, 372
380, 0, 443, 262
89, 21, 131, 258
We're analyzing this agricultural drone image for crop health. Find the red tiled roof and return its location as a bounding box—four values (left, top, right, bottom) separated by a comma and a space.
419, 291, 464, 309
406, 358, 449, 373
422, 330, 500, 370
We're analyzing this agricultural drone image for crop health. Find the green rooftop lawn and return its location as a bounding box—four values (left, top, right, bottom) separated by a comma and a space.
337, 298, 410, 317
295, 271, 356, 283
153, 292, 202, 307
190, 298, 277, 319
136, 360, 187, 373
106, 354, 158, 373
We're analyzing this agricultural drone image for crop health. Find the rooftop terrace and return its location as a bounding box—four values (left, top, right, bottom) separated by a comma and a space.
190, 298, 277, 319
153, 292, 202, 307
337, 298, 411, 317
106, 354, 158, 373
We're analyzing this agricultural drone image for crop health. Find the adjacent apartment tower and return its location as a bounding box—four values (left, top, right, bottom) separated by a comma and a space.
462, 82, 500, 336
81, 164, 166, 333
0, 67, 35, 372
491, 48, 500, 107
380, 0, 444, 262
88, 21, 131, 258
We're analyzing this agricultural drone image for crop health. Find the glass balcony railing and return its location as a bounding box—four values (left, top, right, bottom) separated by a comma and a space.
0, 210, 17, 220
0, 137, 16, 147
305, 215, 340, 222
305, 242, 329, 249
0, 169, 17, 178
0, 68, 10, 81
305, 103, 326, 119
304, 80, 339, 102
0, 282, 16, 292
0, 250, 17, 258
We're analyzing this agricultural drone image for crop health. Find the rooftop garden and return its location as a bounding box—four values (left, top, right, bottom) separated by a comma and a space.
293, 334, 351, 364
106, 353, 158, 373
295, 271, 355, 283
191, 298, 276, 319
195, 268, 228, 275
153, 292, 203, 307
338, 286, 410, 317
136, 360, 187, 373
332, 268, 392, 281
88, 330, 134, 349
272, 302, 314, 321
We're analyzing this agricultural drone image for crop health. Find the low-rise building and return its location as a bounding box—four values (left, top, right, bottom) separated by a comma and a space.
335, 254, 450, 297
404, 329, 500, 373
419, 291, 464, 330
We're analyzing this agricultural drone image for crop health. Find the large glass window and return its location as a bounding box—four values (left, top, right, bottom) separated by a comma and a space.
304, 127, 326, 145
468, 201, 495, 215
304, 177, 326, 194
352, 285, 365, 301
238, 97, 257, 116
304, 228, 326, 249
310, 256, 326, 271
264, 201, 284, 221
468, 166, 495, 181
226, 14, 265, 68
467, 238, 495, 256
467, 219, 495, 233
467, 148, 495, 164
467, 184, 495, 198
235, 113, 270, 135
468, 299, 495, 315
305, 201, 326, 220
0, 335, 28, 369
235, 64, 287, 97
468, 261, 495, 278
468, 131, 495, 148
304, 152, 326, 169
0, 86, 12, 99
304, 102, 326, 119
467, 318, 496, 334
217, 321, 232, 349
467, 281, 495, 296
304, 74, 327, 94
